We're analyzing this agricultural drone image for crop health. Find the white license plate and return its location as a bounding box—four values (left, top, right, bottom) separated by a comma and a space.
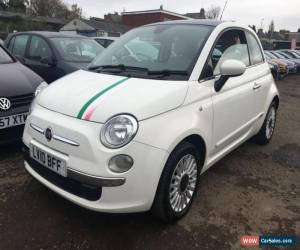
0, 113, 28, 129
30, 144, 67, 177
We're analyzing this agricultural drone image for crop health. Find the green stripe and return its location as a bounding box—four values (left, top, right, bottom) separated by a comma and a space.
77, 77, 129, 119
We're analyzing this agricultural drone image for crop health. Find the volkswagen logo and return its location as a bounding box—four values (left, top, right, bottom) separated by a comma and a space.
45, 128, 53, 141
0, 97, 11, 111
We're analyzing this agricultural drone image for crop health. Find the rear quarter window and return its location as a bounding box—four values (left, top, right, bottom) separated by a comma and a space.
7, 36, 15, 51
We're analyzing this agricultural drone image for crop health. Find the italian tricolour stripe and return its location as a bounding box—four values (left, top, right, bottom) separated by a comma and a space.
77, 77, 129, 120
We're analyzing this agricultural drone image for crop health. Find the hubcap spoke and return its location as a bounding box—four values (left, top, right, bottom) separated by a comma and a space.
169, 154, 198, 213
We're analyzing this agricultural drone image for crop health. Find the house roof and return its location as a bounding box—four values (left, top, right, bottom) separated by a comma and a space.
60, 18, 131, 33
122, 9, 191, 20
83, 19, 131, 33
185, 12, 205, 19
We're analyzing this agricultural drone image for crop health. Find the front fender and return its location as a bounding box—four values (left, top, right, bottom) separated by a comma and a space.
133, 96, 213, 164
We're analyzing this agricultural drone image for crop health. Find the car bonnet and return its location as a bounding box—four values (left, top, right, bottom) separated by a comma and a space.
37, 70, 189, 123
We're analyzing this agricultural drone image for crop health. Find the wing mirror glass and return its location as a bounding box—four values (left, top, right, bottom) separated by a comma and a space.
214, 59, 246, 92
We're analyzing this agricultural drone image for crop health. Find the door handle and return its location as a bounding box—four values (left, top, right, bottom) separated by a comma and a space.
253, 83, 262, 90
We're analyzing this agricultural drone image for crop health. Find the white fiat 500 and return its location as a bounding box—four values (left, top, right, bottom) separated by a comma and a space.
23, 20, 279, 222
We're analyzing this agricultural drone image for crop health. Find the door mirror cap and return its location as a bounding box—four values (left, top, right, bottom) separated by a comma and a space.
40, 57, 56, 66
220, 59, 246, 77
214, 60, 246, 92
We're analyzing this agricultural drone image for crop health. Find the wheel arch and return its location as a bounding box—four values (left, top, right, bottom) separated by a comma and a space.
168, 134, 207, 168
272, 95, 280, 110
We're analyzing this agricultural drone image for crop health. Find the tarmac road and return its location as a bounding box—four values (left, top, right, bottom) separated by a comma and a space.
0, 75, 299, 250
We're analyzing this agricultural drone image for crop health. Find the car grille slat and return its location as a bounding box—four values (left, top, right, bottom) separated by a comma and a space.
8, 93, 34, 107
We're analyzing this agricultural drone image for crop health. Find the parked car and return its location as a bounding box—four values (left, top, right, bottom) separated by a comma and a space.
265, 50, 297, 74
92, 37, 118, 48
268, 61, 280, 80
23, 20, 279, 222
0, 44, 45, 145
272, 51, 300, 72
5, 32, 104, 83
289, 50, 300, 57
264, 51, 289, 78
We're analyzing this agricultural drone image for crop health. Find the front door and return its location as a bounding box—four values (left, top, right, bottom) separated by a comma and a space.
24, 35, 58, 83
208, 29, 258, 155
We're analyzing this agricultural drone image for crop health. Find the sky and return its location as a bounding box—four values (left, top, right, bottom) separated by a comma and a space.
65, 0, 300, 32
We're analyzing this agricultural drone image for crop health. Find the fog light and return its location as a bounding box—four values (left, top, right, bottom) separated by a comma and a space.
108, 155, 134, 173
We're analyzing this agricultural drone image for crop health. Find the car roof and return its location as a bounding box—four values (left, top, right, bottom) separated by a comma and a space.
9, 31, 86, 39
92, 37, 118, 41
146, 19, 224, 27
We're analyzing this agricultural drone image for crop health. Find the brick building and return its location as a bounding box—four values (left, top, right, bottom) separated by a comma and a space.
122, 8, 191, 27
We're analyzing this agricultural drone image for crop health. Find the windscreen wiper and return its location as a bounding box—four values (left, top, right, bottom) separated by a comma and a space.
88, 64, 149, 72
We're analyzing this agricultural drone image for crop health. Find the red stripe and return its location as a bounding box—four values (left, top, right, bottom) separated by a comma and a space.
84, 106, 97, 121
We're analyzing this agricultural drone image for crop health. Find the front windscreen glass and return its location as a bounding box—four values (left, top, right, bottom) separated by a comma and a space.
51, 37, 104, 62
90, 24, 214, 80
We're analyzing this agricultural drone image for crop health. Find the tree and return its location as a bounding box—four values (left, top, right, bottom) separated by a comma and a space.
206, 5, 221, 19
0, 0, 8, 10
66, 4, 82, 19
8, 0, 28, 13
27, 0, 82, 19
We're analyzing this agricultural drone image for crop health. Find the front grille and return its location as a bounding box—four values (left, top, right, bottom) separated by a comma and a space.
0, 125, 24, 143
9, 93, 34, 109
23, 146, 102, 201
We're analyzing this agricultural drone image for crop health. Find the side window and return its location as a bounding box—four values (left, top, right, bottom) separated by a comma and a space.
246, 32, 264, 65
12, 35, 29, 57
28, 36, 52, 60
211, 30, 250, 75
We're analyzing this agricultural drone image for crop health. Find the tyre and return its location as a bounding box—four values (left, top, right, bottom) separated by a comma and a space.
151, 141, 203, 222
253, 101, 277, 145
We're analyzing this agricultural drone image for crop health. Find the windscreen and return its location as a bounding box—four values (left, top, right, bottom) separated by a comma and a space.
51, 37, 104, 62
90, 24, 213, 80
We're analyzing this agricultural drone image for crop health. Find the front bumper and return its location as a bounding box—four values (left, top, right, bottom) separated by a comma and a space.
0, 125, 24, 145
0, 104, 31, 145
23, 104, 169, 213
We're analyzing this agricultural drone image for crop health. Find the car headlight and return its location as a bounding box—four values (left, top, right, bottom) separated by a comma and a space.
100, 114, 138, 149
35, 82, 48, 96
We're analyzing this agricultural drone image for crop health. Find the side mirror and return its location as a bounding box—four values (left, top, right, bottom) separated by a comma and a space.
214, 59, 246, 92
40, 57, 56, 66
15, 55, 25, 64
